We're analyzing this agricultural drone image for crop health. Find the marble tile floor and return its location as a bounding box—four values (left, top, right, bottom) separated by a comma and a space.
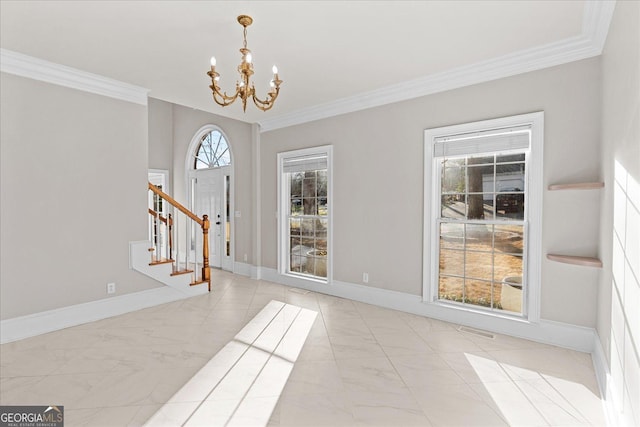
1, 271, 607, 426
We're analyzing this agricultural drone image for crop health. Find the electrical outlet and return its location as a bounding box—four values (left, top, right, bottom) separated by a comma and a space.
107, 282, 116, 294
244, 253, 248, 262
363, 273, 369, 283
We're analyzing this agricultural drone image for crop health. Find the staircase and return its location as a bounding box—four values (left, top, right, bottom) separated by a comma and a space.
130, 183, 211, 296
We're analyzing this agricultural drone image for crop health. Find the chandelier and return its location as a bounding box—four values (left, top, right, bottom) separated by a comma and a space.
207, 15, 282, 112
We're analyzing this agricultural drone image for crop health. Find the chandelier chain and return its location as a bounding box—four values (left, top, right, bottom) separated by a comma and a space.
243, 27, 248, 49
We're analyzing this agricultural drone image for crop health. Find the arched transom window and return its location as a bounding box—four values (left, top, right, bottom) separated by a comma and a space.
193, 130, 231, 169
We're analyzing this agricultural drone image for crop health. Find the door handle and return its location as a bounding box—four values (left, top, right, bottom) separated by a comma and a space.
216, 221, 221, 225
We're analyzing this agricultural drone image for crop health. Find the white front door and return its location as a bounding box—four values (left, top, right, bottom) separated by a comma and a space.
189, 167, 232, 270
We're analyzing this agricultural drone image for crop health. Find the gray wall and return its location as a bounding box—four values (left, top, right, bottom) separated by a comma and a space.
261, 57, 602, 327
0, 73, 160, 320
0, 80, 255, 321
148, 97, 174, 172
598, 1, 640, 424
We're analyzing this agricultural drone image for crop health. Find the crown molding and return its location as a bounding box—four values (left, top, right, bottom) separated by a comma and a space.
583, 0, 617, 52
258, 0, 616, 133
0, 48, 149, 105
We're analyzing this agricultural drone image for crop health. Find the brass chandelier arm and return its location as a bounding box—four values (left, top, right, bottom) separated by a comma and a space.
252, 88, 280, 112
207, 69, 241, 106
209, 85, 240, 106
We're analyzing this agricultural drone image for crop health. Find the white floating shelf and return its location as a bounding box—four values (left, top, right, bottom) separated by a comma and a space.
548, 182, 604, 191
547, 254, 602, 268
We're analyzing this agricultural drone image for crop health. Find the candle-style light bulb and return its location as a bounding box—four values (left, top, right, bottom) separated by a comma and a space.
210, 56, 217, 67
245, 53, 252, 64
272, 65, 278, 74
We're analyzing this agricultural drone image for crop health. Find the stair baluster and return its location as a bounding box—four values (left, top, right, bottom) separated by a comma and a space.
167, 213, 173, 262
147, 183, 211, 290
185, 212, 189, 280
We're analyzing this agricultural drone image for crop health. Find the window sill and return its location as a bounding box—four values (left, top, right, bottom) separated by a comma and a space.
425, 299, 532, 325
282, 272, 328, 285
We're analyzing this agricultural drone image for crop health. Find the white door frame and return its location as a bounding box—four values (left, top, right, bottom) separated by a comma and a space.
185, 125, 235, 272
188, 167, 233, 270
148, 169, 169, 194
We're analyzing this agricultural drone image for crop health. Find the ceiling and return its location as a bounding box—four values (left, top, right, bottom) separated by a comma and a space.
0, 1, 614, 130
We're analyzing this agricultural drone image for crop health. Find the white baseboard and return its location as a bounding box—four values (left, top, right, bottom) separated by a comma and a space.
233, 261, 252, 277
592, 333, 627, 427
233, 262, 262, 280
260, 267, 597, 353
1, 264, 598, 356
252, 265, 262, 280
0, 286, 194, 344
592, 332, 609, 398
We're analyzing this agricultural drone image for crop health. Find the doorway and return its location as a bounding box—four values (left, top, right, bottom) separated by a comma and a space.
186, 125, 234, 272
148, 169, 169, 253
188, 167, 232, 270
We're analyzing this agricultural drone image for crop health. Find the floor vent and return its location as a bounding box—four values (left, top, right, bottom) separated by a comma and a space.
458, 326, 495, 339
288, 288, 310, 295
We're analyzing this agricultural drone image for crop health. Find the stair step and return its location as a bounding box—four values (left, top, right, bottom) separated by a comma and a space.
170, 269, 194, 277
190, 280, 207, 287
149, 258, 174, 266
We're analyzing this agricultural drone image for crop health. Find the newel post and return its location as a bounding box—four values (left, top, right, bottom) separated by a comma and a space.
202, 214, 211, 291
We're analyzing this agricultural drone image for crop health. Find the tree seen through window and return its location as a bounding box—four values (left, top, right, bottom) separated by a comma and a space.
194, 130, 231, 169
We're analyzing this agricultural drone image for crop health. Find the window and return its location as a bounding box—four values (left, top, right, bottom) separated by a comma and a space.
424, 113, 543, 320
193, 129, 231, 169
278, 146, 332, 281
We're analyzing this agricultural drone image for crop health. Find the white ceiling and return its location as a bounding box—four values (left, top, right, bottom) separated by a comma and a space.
0, 1, 613, 129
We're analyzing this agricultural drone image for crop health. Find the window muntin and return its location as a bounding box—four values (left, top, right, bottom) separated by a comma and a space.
194, 130, 231, 169
279, 148, 331, 281
438, 219, 525, 311
440, 154, 525, 221
287, 171, 328, 278
435, 130, 530, 315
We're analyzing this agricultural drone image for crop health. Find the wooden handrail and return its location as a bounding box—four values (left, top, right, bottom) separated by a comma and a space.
148, 183, 203, 226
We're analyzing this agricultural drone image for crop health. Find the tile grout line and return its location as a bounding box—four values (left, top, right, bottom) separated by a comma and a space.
537, 373, 590, 424
223, 306, 304, 426
487, 357, 551, 425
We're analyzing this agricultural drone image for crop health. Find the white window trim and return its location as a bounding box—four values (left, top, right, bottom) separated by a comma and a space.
423, 112, 543, 323
277, 145, 333, 284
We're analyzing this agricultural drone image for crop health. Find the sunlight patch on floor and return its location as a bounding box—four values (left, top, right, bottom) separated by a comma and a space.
464, 352, 605, 426
145, 300, 317, 426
